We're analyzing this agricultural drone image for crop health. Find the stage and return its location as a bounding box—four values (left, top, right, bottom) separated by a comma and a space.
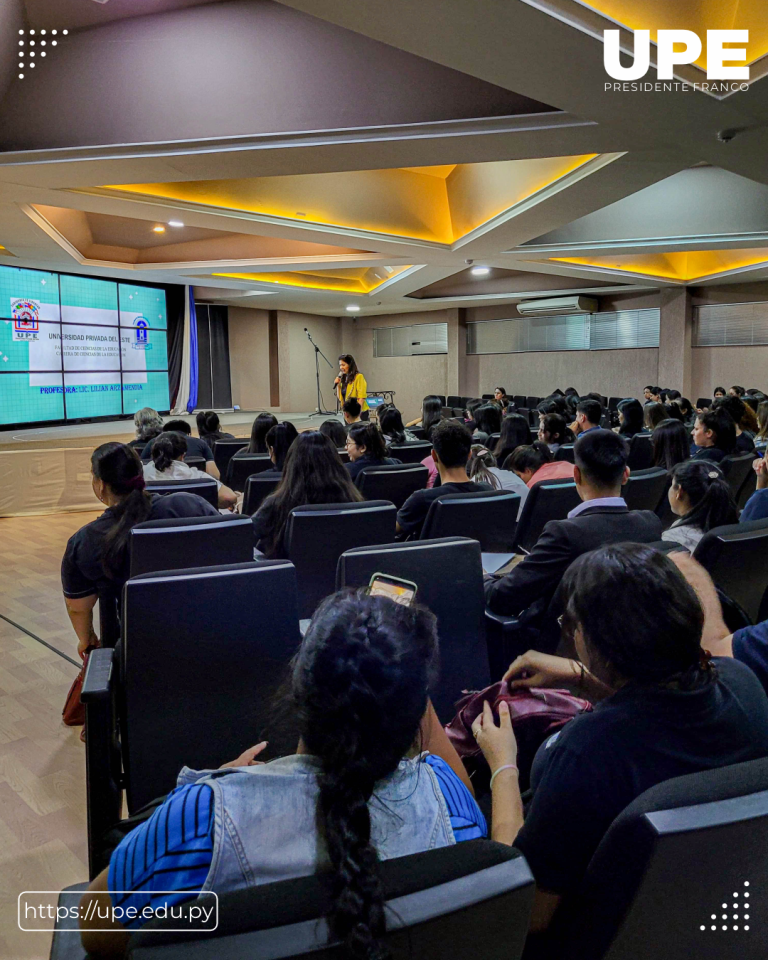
0, 411, 343, 517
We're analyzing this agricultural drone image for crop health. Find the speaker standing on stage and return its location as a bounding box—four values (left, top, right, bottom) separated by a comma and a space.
334, 354, 369, 420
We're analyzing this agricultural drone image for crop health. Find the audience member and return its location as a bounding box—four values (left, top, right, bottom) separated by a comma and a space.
569, 397, 602, 437
485, 430, 662, 627
143, 432, 237, 509
378, 405, 418, 444
342, 397, 362, 427
195, 411, 234, 446
729, 384, 746, 397
537, 413, 570, 454
140, 419, 219, 478
616, 398, 645, 438
537, 397, 566, 419
130, 407, 163, 449
397, 420, 492, 538
464, 398, 484, 432
345, 422, 400, 481
494, 386, 508, 403
472, 403, 502, 444
493, 413, 530, 465
406, 395, 443, 433
62, 443, 217, 653
258, 422, 299, 479
643, 401, 667, 431
643, 385, 654, 402
755, 400, 768, 454
318, 418, 347, 448
252, 432, 362, 558
652, 418, 691, 471
663, 402, 685, 423
468, 445, 529, 516
741, 450, 768, 522
480, 543, 768, 930
713, 386, 726, 399
691, 409, 736, 462
508, 442, 575, 487
675, 397, 694, 422
715, 396, 756, 453
661, 461, 738, 552
235, 412, 278, 456
79, 590, 485, 954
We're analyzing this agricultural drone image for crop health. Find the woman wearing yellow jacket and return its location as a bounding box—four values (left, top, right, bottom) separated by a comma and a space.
334, 354, 369, 420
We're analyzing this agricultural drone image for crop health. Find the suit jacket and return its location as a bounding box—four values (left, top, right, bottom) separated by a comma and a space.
485, 504, 663, 619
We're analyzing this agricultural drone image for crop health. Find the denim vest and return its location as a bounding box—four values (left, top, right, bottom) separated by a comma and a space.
178, 754, 455, 892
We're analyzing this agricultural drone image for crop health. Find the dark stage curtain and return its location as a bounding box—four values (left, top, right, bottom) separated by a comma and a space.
165, 284, 185, 412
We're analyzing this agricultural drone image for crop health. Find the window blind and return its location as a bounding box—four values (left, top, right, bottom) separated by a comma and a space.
373, 322, 448, 357
693, 302, 768, 347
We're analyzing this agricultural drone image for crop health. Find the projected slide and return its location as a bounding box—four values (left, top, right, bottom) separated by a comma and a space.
0, 267, 170, 426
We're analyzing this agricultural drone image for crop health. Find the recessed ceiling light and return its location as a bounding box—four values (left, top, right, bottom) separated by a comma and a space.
168, 220, 184, 228
152, 225, 165, 233
470, 265, 490, 276
346, 304, 360, 312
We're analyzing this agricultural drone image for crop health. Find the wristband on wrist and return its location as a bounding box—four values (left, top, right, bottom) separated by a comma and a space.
490, 764, 519, 788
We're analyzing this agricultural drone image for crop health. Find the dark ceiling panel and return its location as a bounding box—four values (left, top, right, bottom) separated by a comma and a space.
408, 267, 619, 299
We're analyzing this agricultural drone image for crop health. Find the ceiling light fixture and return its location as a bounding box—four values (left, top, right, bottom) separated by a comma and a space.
345, 304, 360, 312
470, 265, 490, 276
168, 220, 184, 227
152, 225, 165, 233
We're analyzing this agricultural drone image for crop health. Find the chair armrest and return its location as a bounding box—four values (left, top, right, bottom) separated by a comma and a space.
484, 609, 520, 629
81, 647, 114, 701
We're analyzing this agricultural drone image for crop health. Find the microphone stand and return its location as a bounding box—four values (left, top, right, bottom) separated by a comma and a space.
304, 328, 335, 417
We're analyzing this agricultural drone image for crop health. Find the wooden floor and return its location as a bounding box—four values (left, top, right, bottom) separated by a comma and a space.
0, 511, 100, 959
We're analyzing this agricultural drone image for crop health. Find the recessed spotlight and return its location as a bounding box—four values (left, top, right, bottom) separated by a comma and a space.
168, 220, 184, 227
40, 29, 46, 35
345, 304, 360, 312
52, 30, 57, 35
29, 29, 35, 35
470, 265, 490, 276
152, 225, 165, 233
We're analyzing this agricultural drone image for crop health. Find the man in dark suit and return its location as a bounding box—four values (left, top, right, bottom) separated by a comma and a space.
485, 429, 662, 628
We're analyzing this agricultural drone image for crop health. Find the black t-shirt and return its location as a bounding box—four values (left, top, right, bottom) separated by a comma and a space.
345, 454, 400, 482
396, 480, 492, 537
140, 435, 215, 461
61, 493, 219, 599
200, 431, 235, 445
515, 658, 768, 897
735, 431, 756, 454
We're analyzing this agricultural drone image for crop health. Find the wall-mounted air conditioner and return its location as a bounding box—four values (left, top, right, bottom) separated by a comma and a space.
516, 296, 598, 317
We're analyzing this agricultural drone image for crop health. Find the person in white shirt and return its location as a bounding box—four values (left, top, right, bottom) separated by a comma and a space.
143, 432, 238, 509
468, 445, 529, 518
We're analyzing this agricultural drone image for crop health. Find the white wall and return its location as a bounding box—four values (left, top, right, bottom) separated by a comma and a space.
228, 306, 271, 410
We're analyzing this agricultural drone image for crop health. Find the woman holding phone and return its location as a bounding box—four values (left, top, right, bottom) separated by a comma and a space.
334, 354, 369, 420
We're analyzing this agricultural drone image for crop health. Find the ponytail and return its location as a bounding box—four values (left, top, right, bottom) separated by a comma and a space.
152, 432, 186, 473
91, 443, 152, 578
670, 460, 739, 534
468, 445, 500, 489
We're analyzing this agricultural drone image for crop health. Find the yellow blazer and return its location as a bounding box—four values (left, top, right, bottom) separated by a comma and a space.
337, 372, 369, 411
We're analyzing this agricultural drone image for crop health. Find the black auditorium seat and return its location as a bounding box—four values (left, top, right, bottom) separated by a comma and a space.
388, 441, 433, 464
512, 479, 581, 554
696, 397, 712, 410
420, 489, 520, 553
337, 537, 490, 721
337, 447, 350, 463
242, 474, 281, 514
554, 444, 575, 463
51, 841, 534, 960
183, 455, 207, 471
621, 466, 668, 512
356, 463, 429, 509
487, 432, 501, 448
213, 437, 248, 477
719, 452, 759, 502
526, 396, 540, 409
285, 501, 397, 619
129, 514, 254, 577
626, 433, 654, 471
145, 477, 219, 507
410, 426, 428, 440
737, 467, 758, 511
607, 396, 622, 411
513, 395, 526, 408
692, 518, 768, 623
446, 395, 462, 408
227, 452, 272, 490
544, 757, 768, 960
80, 560, 301, 876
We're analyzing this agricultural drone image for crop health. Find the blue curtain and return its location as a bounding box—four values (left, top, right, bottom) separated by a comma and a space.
186, 288, 199, 413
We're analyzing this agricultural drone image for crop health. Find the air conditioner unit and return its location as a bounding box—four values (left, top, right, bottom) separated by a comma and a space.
516, 296, 598, 317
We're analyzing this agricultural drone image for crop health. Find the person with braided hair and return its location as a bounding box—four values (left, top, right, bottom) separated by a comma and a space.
79, 590, 492, 957
62, 443, 218, 654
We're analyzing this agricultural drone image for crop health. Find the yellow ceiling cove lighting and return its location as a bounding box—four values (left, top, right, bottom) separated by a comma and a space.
549, 247, 768, 281
102, 155, 600, 245
577, 0, 768, 73
212, 264, 413, 294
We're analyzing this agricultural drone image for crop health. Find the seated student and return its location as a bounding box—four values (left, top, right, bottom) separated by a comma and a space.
345, 422, 401, 481
195, 410, 234, 446
472, 402, 502, 445
378, 404, 418, 444
675, 396, 695, 422
257, 422, 299, 479
643, 401, 667, 432
755, 401, 768, 455
463, 397, 484, 432
493, 413, 530, 466
318, 418, 347, 448
714, 395, 756, 454
661, 461, 738, 552
129, 407, 163, 450
652, 418, 691, 471
508, 442, 575, 488
232, 412, 278, 459
741, 449, 768, 522
342, 396, 362, 428
485, 430, 662, 621
713, 385, 727, 400
729, 384, 746, 398
469, 445, 529, 518
616, 398, 646, 438
690, 409, 736, 463
396, 420, 492, 538
62, 443, 218, 654
642, 385, 654, 403
568, 397, 602, 438
494, 386, 508, 403
252, 432, 363, 558
475, 543, 768, 934
406, 394, 443, 432
537, 413, 570, 455
142, 432, 237, 509
80, 591, 487, 956
140, 419, 219, 478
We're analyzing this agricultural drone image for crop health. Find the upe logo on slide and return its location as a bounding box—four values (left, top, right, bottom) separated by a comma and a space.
604, 29, 750, 81
132, 317, 152, 351
11, 298, 40, 341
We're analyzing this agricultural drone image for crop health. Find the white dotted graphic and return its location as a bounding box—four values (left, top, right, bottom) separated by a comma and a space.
701, 882, 754, 933
16, 27, 69, 79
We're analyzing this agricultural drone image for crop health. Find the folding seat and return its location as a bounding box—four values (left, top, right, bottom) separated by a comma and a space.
145, 477, 219, 507
554, 444, 575, 463
242, 473, 281, 514
621, 466, 668, 512
130, 514, 254, 577
420, 489, 520, 554
409, 426, 428, 441
526, 396, 540, 409
183, 455, 207, 471
356, 463, 429, 509
719, 452, 759, 502
693, 518, 768, 623
696, 397, 712, 410
213, 438, 249, 477
626, 433, 654, 471
388, 441, 433, 464
512, 479, 581, 554
446, 395, 462, 408
227, 452, 272, 490
513, 395, 526, 408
